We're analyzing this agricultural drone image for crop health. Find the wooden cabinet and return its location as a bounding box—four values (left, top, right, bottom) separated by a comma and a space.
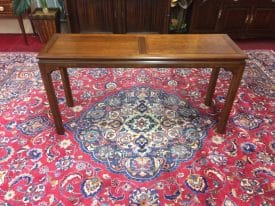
189, 0, 221, 33
189, 0, 275, 39
65, 0, 171, 34
66, 0, 114, 33
215, 0, 253, 38
246, 0, 275, 38
125, 0, 171, 33
0, 0, 13, 16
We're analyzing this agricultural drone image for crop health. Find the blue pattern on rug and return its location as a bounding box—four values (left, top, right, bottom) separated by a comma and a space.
17, 116, 51, 135
75, 86, 215, 181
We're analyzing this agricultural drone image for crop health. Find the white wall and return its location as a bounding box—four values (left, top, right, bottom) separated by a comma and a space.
0, 19, 33, 33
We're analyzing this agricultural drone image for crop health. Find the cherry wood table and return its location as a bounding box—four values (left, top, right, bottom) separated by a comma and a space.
37, 34, 247, 135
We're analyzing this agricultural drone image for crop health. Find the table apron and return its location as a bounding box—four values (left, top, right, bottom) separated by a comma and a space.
38, 60, 245, 70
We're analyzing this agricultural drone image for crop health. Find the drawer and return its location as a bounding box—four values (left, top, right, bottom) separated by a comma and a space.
222, 0, 253, 4
0, 0, 12, 3
0, 2, 12, 16
223, 0, 275, 4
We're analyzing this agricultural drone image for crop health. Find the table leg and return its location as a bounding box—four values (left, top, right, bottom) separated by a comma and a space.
39, 64, 65, 135
217, 65, 245, 133
17, 15, 28, 45
60, 67, 74, 107
205, 67, 220, 106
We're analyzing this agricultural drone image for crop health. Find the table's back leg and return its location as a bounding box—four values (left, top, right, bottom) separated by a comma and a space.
17, 16, 28, 45
39, 63, 65, 135
60, 67, 74, 107
205, 67, 220, 106
217, 64, 245, 133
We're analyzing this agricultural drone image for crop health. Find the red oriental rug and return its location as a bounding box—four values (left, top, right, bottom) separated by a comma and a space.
0, 50, 274, 205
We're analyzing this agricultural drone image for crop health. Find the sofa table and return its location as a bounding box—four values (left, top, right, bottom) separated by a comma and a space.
37, 34, 247, 135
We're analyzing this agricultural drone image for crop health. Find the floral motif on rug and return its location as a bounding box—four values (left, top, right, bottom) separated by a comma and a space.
0, 51, 274, 206
244, 50, 275, 97
75, 86, 214, 181
17, 116, 52, 135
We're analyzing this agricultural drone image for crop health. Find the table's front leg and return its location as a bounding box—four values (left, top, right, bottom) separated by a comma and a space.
217, 64, 245, 133
39, 63, 64, 135
205, 67, 220, 106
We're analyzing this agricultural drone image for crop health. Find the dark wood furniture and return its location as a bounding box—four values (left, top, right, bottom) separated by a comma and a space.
189, 0, 275, 39
0, 0, 28, 44
29, 8, 60, 43
65, 0, 171, 34
37, 34, 247, 135
188, 0, 222, 34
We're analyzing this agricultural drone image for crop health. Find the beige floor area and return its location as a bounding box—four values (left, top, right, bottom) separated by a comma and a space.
0, 19, 33, 33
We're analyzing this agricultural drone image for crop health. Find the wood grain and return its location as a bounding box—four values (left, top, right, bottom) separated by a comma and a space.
37, 34, 247, 135
38, 34, 246, 60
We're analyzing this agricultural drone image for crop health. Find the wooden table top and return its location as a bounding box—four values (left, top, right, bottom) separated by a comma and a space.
38, 34, 247, 61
